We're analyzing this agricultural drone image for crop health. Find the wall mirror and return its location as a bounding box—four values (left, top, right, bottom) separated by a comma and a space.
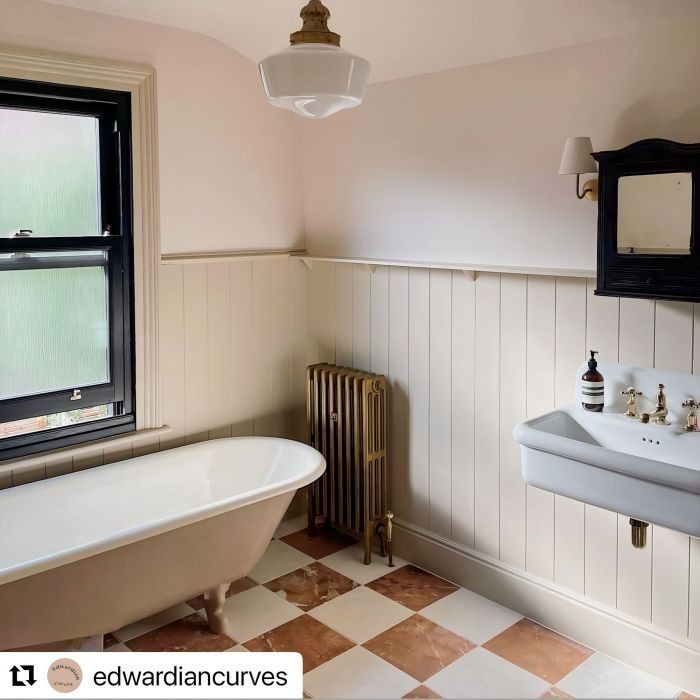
594, 140, 700, 302
617, 173, 692, 255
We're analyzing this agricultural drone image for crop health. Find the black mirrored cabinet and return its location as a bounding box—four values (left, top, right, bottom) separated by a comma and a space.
593, 139, 700, 302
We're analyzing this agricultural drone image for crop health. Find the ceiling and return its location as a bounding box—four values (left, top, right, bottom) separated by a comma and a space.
42, 0, 700, 84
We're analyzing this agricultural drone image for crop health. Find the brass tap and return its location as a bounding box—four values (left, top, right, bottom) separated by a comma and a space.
640, 384, 669, 425
620, 387, 643, 418
682, 399, 699, 432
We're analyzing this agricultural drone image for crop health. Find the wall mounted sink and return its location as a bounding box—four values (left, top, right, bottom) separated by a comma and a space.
514, 363, 700, 538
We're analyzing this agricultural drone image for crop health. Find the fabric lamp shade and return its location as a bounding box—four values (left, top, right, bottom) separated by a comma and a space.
559, 137, 597, 175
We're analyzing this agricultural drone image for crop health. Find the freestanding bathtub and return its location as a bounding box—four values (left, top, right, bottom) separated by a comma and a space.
0, 437, 325, 650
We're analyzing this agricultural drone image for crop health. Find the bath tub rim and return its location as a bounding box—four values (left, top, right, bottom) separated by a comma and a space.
0, 436, 325, 586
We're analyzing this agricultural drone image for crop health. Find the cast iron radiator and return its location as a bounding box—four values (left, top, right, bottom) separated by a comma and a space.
306, 363, 394, 566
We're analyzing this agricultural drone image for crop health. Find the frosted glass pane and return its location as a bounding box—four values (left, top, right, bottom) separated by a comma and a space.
0, 257, 109, 399
0, 108, 100, 237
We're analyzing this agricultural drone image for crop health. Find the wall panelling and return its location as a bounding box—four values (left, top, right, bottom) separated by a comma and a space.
306, 260, 700, 649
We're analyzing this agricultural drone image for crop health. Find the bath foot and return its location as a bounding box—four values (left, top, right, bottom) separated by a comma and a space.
203, 584, 231, 636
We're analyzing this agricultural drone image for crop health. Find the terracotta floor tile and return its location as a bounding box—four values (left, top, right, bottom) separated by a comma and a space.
186, 577, 257, 609
244, 614, 354, 673
126, 613, 234, 652
540, 688, 572, 698
265, 562, 358, 611
678, 694, 699, 700
365, 565, 459, 611
103, 633, 119, 649
483, 619, 593, 684
281, 528, 357, 559
404, 684, 442, 698
113, 603, 194, 643
363, 614, 474, 682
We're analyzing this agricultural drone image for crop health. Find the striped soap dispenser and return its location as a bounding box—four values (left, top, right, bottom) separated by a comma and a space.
581, 350, 605, 412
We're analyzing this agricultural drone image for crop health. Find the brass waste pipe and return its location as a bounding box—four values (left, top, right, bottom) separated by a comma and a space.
630, 519, 649, 549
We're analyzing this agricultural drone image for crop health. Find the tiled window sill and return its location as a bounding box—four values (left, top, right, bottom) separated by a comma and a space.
0, 426, 171, 488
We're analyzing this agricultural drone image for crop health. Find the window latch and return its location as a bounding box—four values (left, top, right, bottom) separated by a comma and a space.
70, 389, 83, 401
11, 229, 32, 238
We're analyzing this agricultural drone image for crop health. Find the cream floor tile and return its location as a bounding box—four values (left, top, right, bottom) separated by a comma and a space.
304, 646, 417, 699
320, 543, 407, 584
112, 603, 194, 642
220, 585, 303, 643
420, 588, 522, 645
274, 515, 308, 539
249, 539, 315, 583
225, 644, 250, 652
75, 636, 104, 652
426, 647, 550, 699
105, 643, 130, 652
308, 585, 413, 644
557, 653, 680, 699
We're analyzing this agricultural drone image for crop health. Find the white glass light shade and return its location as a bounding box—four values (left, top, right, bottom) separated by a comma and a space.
559, 136, 597, 175
259, 44, 370, 119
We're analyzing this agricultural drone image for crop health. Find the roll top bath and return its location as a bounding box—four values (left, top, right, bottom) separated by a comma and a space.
0, 437, 325, 651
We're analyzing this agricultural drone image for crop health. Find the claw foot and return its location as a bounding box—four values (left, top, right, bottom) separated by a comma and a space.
203, 584, 231, 636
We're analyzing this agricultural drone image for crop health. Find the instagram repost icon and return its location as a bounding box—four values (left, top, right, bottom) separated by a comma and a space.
47, 658, 83, 693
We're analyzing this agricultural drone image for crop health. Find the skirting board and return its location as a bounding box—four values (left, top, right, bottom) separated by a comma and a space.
393, 519, 700, 695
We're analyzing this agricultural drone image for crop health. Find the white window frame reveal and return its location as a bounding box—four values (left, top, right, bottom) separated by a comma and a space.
0, 44, 162, 443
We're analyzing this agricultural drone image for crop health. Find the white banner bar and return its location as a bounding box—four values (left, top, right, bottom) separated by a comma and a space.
0, 652, 302, 699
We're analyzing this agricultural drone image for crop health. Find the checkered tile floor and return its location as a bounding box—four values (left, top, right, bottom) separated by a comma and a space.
104, 515, 694, 699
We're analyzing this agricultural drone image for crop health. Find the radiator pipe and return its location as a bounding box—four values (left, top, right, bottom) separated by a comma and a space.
630, 519, 649, 549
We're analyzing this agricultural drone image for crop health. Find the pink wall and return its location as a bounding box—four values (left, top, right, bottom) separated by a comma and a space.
301, 18, 700, 269
3, 2, 700, 269
0, 0, 303, 255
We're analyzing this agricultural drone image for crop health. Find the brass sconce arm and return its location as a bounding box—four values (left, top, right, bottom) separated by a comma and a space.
576, 173, 598, 201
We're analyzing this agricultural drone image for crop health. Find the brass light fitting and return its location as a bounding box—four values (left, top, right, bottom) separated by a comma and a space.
575, 174, 599, 201
559, 137, 598, 202
258, 0, 370, 118
290, 0, 341, 47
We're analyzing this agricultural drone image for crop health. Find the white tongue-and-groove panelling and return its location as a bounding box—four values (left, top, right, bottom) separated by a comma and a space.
304, 259, 700, 649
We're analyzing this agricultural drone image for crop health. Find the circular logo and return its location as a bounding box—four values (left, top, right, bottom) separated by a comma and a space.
47, 658, 83, 694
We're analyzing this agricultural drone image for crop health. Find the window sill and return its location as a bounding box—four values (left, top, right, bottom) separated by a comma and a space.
0, 426, 171, 481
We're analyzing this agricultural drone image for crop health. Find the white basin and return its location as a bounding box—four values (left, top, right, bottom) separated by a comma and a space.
514, 363, 700, 538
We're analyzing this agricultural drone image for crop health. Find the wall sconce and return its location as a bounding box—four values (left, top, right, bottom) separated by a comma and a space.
559, 136, 598, 201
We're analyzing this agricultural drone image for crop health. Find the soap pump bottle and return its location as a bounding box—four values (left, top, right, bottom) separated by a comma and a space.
581, 350, 604, 412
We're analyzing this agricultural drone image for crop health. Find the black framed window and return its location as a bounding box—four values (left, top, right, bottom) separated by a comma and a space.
0, 77, 134, 461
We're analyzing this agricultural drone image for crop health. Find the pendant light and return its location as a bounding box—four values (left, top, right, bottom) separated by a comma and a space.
258, 0, 370, 119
